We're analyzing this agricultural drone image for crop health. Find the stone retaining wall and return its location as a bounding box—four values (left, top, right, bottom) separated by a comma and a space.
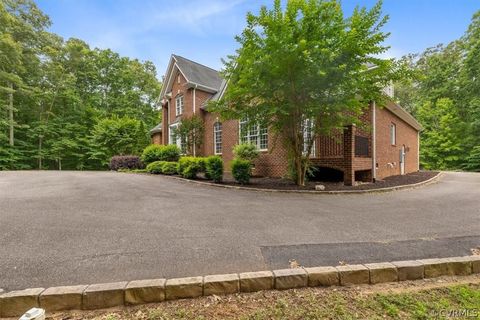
1, 255, 479, 317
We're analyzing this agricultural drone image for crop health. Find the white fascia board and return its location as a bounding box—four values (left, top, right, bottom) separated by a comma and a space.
186, 81, 218, 93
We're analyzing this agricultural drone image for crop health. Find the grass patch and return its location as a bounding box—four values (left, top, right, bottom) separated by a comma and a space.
50, 282, 480, 320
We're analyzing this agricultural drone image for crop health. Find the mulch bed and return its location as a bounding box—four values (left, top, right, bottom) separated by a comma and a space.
215, 170, 439, 191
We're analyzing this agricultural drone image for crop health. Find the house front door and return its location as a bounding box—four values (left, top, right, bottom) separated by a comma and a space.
400, 145, 406, 175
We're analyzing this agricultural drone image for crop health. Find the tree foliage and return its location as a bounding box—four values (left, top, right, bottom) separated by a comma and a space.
395, 11, 480, 171
89, 117, 149, 167
172, 115, 204, 156
212, 0, 400, 185
0, 0, 161, 170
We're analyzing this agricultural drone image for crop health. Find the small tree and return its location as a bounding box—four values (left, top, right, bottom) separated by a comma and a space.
172, 115, 204, 156
211, 0, 400, 185
89, 116, 149, 166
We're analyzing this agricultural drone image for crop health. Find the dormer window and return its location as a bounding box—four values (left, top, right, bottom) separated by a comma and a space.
175, 95, 184, 116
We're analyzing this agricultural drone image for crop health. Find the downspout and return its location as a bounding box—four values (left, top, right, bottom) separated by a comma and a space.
167, 100, 170, 144
193, 85, 197, 156
372, 101, 377, 181
417, 131, 420, 171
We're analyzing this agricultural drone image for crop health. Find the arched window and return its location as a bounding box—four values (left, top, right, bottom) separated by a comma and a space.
214, 122, 222, 154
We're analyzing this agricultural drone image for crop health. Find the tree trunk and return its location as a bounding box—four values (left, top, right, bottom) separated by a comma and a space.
8, 82, 14, 146
38, 135, 43, 170
58, 158, 62, 171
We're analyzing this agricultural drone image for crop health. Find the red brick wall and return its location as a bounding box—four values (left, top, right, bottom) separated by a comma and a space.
160, 70, 214, 148
151, 132, 162, 145
375, 103, 419, 179
202, 113, 289, 177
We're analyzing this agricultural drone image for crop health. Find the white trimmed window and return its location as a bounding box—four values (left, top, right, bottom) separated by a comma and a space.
169, 123, 186, 153
390, 123, 396, 145
239, 118, 268, 150
213, 122, 222, 154
302, 118, 316, 157
175, 95, 184, 116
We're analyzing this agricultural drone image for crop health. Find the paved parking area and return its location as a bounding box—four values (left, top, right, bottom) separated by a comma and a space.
0, 171, 479, 291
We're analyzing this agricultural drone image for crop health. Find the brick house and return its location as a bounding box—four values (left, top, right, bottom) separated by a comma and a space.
151, 54, 422, 185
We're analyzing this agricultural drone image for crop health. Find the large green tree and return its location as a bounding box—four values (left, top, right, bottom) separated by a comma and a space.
212, 0, 399, 185
395, 10, 480, 171
0, 0, 161, 170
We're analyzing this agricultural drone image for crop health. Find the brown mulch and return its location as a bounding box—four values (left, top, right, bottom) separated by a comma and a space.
217, 170, 440, 191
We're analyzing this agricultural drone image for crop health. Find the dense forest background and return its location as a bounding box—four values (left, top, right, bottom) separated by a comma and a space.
395, 11, 480, 171
1, 0, 479, 171
0, 0, 161, 170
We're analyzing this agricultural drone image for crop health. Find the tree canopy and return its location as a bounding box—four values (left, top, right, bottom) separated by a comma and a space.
0, 0, 161, 170
395, 11, 480, 171
212, 0, 400, 185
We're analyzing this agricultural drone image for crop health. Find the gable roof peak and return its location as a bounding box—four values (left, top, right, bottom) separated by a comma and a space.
172, 54, 219, 73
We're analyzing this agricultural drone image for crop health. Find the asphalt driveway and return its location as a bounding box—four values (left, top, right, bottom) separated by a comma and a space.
1, 171, 479, 291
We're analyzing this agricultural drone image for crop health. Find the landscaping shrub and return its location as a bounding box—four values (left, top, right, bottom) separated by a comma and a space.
109, 155, 143, 171
196, 157, 207, 172
161, 162, 178, 175
205, 156, 223, 182
160, 144, 182, 162
146, 161, 166, 174
177, 157, 207, 179
141, 144, 181, 164
231, 159, 252, 184
233, 143, 260, 161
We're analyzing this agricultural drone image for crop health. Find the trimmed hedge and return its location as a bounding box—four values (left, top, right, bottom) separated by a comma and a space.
141, 144, 181, 164
205, 156, 223, 182
177, 157, 208, 179
231, 159, 252, 184
146, 161, 166, 174
233, 143, 259, 161
109, 155, 143, 171
161, 162, 178, 175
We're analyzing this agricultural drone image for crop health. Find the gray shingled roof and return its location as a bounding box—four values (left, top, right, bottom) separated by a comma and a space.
173, 55, 223, 91
201, 79, 228, 110
149, 123, 162, 135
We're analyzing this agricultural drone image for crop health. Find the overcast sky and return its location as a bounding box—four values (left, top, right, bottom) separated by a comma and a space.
36, 0, 480, 78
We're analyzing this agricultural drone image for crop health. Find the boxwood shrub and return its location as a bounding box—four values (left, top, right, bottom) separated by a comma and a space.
146, 161, 166, 174
161, 162, 178, 175
141, 144, 181, 164
231, 159, 251, 184
205, 156, 223, 182
233, 143, 259, 161
178, 157, 197, 179
109, 155, 143, 171
177, 157, 207, 179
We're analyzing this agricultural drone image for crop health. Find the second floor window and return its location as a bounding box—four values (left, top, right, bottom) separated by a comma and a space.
239, 118, 268, 150
214, 122, 222, 154
175, 95, 184, 116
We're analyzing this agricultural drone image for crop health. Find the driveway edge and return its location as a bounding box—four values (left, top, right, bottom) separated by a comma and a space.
147, 171, 443, 195
1, 254, 479, 317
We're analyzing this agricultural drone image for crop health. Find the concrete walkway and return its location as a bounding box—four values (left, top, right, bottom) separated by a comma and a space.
0, 171, 479, 291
